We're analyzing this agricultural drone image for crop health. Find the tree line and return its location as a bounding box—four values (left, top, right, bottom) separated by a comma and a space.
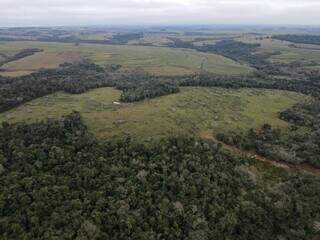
166, 39, 283, 74
178, 70, 320, 98
0, 33, 144, 46
0, 112, 319, 239
2, 60, 320, 113
272, 35, 320, 45
217, 99, 320, 168
0, 62, 113, 112
0, 48, 43, 68
0, 63, 183, 112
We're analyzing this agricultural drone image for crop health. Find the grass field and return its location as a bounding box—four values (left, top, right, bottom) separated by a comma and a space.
238, 36, 320, 65
0, 52, 82, 76
77, 32, 113, 41
0, 87, 309, 141
0, 41, 253, 76
128, 33, 175, 46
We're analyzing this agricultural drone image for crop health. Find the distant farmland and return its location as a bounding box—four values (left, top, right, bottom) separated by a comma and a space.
0, 51, 81, 76
0, 41, 253, 76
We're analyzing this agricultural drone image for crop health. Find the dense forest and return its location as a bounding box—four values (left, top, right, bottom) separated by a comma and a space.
119, 81, 179, 102
178, 70, 320, 98
0, 62, 112, 112
0, 63, 182, 112
272, 35, 320, 45
199, 40, 261, 63
1, 29, 320, 240
0, 113, 319, 239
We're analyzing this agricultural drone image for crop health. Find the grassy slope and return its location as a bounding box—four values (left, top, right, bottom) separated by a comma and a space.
0, 87, 309, 141
0, 52, 82, 75
238, 36, 320, 66
128, 33, 174, 46
0, 41, 253, 76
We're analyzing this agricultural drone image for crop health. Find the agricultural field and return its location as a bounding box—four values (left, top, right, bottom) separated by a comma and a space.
0, 40, 253, 76
1, 23, 320, 240
238, 35, 320, 66
0, 87, 309, 141
128, 32, 175, 46
0, 51, 82, 76
76, 32, 113, 41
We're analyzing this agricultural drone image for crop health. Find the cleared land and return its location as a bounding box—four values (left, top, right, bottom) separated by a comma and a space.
0, 41, 253, 76
0, 52, 81, 76
238, 36, 320, 66
128, 33, 175, 46
0, 87, 309, 141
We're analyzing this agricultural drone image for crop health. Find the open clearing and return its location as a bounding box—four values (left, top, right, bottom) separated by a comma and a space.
238, 36, 320, 65
0, 41, 253, 76
0, 87, 309, 140
128, 32, 175, 46
0, 52, 82, 76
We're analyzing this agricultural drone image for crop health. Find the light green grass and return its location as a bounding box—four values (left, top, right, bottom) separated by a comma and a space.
128, 33, 174, 46
238, 36, 320, 65
0, 87, 309, 141
77, 33, 113, 41
0, 41, 253, 76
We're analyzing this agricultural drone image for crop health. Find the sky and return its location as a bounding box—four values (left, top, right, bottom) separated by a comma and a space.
0, 0, 320, 27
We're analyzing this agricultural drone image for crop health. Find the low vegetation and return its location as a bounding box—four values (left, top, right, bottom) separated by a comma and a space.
0, 41, 253, 76
0, 52, 81, 76
0, 62, 111, 112
0, 48, 42, 67
0, 87, 307, 140
167, 38, 270, 68
238, 35, 320, 66
106, 32, 144, 44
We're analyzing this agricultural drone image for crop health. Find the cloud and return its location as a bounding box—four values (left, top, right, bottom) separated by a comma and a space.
0, 0, 319, 27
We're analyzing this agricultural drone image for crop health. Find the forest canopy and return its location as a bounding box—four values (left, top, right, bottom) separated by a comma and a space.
0, 113, 319, 240
272, 35, 320, 45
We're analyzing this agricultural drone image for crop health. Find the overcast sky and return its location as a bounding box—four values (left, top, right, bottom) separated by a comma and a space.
1, 0, 320, 27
